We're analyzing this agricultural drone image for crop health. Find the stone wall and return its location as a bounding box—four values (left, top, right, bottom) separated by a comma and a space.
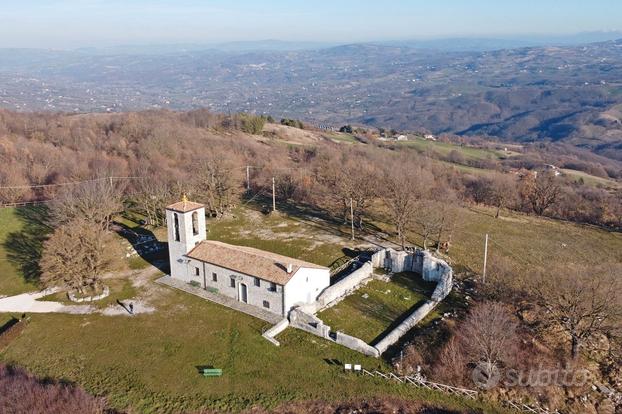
289, 307, 380, 357
287, 247, 454, 358
373, 300, 438, 354
67, 285, 110, 303
289, 307, 330, 338
335, 332, 380, 357
314, 262, 373, 311
371, 248, 453, 354
262, 318, 289, 346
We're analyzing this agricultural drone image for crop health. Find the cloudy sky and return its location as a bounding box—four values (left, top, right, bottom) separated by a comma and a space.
1, 0, 621, 48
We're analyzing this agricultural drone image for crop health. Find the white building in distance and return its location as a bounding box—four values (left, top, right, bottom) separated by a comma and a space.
165, 197, 330, 317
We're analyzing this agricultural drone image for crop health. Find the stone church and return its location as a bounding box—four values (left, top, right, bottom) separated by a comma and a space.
165, 197, 330, 317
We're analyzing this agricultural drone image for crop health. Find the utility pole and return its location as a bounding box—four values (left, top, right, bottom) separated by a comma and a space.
246, 166, 250, 191
272, 177, 276, 212
350, 197, 355, 240
482, 233, 489, 283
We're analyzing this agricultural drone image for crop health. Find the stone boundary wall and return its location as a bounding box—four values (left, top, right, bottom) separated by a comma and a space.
289, 307, 379, 357
67, 285, 110, 303
312, 262, 373, 312
289, 307, 330, 337
335, 332, 380, 357
262, 318, 289, 346
287, 248, 453, 358
373, 300, 438, 354
371, 248, 453, 354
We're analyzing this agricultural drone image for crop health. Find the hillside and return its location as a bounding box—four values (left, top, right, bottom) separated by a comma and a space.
1, 40, 622, 160
0, 109, 620, 413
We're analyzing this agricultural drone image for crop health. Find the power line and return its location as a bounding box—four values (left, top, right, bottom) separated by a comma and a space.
0, 176, 146, 190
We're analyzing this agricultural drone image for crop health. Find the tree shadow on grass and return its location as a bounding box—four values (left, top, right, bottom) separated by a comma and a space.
4, 206, 53, 286
243, 194, 387, 243
368, 298, 430, 348
111, 221, 169, 273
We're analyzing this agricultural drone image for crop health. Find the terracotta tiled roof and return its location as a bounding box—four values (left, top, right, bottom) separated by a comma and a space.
166, 200, 205, 213
186, 240, 328, 285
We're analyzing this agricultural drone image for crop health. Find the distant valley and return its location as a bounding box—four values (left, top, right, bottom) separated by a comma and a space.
1, 38, 622, 160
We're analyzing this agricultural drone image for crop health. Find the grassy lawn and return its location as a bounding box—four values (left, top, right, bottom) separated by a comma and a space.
400, 205, 622, 277
206, 206, 355, 268
1, 201, 615, 413
324, 132, 358, 144
393, 138, 507, 161
0, 208, 40, 296
319, 274, 440, 344
0, 288, 499, 413
560, 168, 621, 189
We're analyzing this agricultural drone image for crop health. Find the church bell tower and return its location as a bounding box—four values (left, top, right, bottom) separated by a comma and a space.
165, 195, 206, 279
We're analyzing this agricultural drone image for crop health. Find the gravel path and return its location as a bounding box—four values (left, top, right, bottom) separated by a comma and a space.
0, 265, 164, 316
0, 288, 93, 314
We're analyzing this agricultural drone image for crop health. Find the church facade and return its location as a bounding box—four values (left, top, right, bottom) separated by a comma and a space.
165, 198, 330, 317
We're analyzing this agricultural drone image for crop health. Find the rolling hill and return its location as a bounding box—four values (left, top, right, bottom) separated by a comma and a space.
1, 39, 622, 160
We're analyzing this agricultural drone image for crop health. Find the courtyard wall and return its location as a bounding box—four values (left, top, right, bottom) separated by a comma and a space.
287, 247, 454, 357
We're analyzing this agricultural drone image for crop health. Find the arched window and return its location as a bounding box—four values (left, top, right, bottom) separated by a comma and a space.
173, 213, 180, 242
192, 211, 199, 236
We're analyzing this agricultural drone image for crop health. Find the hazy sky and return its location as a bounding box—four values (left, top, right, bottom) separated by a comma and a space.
2, 0, 621, 48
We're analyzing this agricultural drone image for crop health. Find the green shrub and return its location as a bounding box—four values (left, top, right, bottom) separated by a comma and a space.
280, 118, 304, 129
239, 114, 266, 135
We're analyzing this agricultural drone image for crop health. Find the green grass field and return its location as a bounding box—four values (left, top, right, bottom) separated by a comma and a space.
0, 286, 498, 413
561, 168, 621, 189
393, 138, 509, 161
206, 207, 353, 268
0, 208, 39, 295
1, 201, 618, 413
319, 274, 440, 344
324, 132, 358, 144
400, 205, 622, 278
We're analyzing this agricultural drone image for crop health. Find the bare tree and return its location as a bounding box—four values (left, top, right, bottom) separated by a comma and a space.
384, 163, 433, 248
48, 179, 124, 231
433, 336, 468, 386
132, 176, 175, 227
532, 264, 622, 359
40, 219, 114, 294
193, 151, 242, 218
313, 150, 380, 229
0, 167, 30, 205
489, 173, 518, 218
412, 200, 445, 250
458, 301, 519, 383
520, 172, 561, 216
434, 198, 460, 253
0, 364, 108, 414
